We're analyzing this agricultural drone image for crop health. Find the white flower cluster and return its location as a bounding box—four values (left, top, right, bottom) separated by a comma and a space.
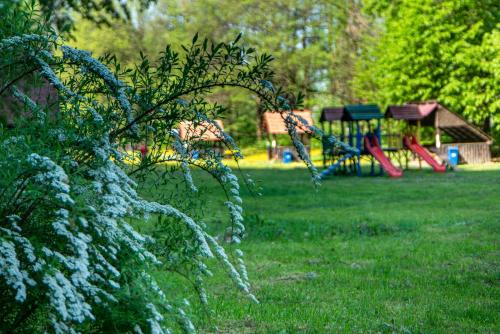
0, 34, 51, 51
0, 239, 36, 302
205, 235, 256, 303
181, 161, 197, 192
10, 85, 47, 123
0, 32, 291, 333
0, 152, 110, 332
35, 56, 78, 98
61, 46, 138, 135
24, 154, 103, 329
284, 112, 321, 184
171, 130, 198, 192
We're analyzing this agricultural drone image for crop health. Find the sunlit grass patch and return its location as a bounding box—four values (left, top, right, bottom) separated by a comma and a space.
143, 163, 500, 333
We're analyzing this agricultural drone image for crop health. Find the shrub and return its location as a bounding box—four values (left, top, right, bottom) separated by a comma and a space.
0, 4, 327, 333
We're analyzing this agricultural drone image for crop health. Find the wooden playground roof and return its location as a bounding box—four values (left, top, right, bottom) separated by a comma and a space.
319, 107, 344, 122
386, 102, 437, 120
319, 104, 383, 122
387, 101, 492, 143
416, 102, 439, 118
262, 110, 314, 135
178, 120, 224, 142
386, 105, 422, 120
344, 104, 383, 120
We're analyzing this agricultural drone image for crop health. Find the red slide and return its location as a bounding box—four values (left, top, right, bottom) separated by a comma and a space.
364, 136, 403, 178
403, 136, 446, 173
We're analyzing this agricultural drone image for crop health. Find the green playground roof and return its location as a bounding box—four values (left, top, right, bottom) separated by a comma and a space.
344, 104, 383, 120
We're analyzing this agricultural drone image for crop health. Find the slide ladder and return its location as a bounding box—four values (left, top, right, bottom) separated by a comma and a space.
403, 136, 446, 173
364, 136, 403, 178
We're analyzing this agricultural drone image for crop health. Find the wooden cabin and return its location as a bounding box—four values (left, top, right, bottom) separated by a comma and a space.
178, 120, 224, 142
178, 120, 225, 156
261, 110, 314, 161
386, 101, 492, 164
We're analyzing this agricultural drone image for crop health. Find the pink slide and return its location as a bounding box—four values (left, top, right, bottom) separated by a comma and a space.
364, 136, 403, 178
403, 136, 446, 173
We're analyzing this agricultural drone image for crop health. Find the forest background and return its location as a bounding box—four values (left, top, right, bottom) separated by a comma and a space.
71, 0, 499, 149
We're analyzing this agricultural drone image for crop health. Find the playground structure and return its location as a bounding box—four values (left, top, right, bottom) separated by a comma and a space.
262, 110, 314, 161
319, 104, 402, 178
387, 101, 492, 164
384, 103, 445, 172
320, 101, 493, 178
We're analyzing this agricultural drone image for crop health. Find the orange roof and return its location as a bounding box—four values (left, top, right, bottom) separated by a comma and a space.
178, 120, 224, 141
262, 110, 314, 135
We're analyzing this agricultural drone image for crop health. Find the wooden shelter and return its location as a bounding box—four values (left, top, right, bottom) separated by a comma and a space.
261, 110, 313, 160
386, 101, 492, 164
178, 120, 224, 142
178, 120, 225, 157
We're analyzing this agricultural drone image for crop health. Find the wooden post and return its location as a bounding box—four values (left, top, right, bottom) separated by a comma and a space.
272, 134, 277, 160
376, 119, 382, 145
435, 113, 441, 149
417, 120, 422, 169
417, 120, 421, 142
266, 135, 272, 160
356, 121, 362, 152
435, 128, 441, 149
340, 121, 344, 141
339, 121, 345, 172
348, 122, 354, 147
377, 119, 383, 175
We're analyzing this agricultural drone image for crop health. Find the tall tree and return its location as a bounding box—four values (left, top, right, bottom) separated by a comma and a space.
71, 0, 370, 141
356, 0, 500, 135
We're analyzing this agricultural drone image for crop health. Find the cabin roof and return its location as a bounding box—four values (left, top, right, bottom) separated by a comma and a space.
262, 110, 314, 135
178, 120, 224, 142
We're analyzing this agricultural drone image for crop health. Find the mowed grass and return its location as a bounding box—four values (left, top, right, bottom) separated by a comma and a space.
148, 162, 500, 333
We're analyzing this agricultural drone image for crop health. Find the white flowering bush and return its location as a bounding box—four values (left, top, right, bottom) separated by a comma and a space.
0, 5, 334, 334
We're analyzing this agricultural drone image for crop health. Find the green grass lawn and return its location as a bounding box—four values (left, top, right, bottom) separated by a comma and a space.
145, 163, 500, 333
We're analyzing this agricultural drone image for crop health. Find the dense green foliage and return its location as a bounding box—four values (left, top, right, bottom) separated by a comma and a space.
70, 0, 500, 146
356, 0, 500, 134
70, 0, 373, 143
7, 0, 156, 32
158, 162, 500, 332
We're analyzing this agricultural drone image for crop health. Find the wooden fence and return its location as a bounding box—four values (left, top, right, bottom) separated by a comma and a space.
437, 142, 491, 164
